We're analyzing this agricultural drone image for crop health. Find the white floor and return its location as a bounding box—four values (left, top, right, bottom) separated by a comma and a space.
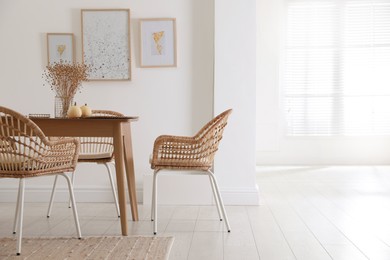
1, 166, 390, 259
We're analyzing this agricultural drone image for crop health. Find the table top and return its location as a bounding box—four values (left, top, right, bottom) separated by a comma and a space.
29, 116, 139, 121
29, 116, 138, 137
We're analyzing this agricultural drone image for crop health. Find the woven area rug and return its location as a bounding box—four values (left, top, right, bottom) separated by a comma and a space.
0, 236, 174, 260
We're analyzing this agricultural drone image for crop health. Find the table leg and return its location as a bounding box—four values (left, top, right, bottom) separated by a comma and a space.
113, 124, 128, 236
122, 122, 139, 221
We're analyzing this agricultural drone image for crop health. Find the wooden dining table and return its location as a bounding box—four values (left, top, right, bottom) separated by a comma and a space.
30, 116, 139, 236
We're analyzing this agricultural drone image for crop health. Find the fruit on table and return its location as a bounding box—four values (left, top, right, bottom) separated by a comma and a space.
67, 103, 82, 118
80, 104, 92, 117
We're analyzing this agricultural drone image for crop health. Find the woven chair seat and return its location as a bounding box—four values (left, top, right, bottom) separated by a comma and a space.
0, 146, 77, 177
0, 153, 77, 178
149, 153, 209, 170
78, 152, 111, 160
0, 158, 35, 172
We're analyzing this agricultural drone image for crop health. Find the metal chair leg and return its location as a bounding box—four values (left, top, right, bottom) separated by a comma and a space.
12, 181, 22, 234
209, 175, 223, 221
152, 170, 159, 235
208, 170, 231, 232
151, 170, 158, 222
68, 171, 76, 208
105, 162, 120, 217
47, 175, 59, 217
60, 173, 82, 238
16, 179, 25, 255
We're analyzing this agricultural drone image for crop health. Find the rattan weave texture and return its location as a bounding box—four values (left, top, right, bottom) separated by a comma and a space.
0, 106, 79, 178
150, 109, 232, 171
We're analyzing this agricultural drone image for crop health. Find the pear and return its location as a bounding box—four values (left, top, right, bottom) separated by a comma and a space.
67, 102, 82, 118
80, 103, 92, 117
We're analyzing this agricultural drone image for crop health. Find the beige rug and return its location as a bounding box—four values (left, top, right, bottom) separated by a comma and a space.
0, 236, 174, 260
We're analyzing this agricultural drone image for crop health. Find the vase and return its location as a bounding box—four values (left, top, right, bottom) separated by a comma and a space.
54, 96, 73, 118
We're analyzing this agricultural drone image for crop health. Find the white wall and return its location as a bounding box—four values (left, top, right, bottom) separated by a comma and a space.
144, 0, 260, 205
214, 0, 259, 205
0, 0, 215, 203
256, 0, 390, 165
0, 0, 259, 205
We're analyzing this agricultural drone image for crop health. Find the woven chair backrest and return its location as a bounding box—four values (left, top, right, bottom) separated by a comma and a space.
192, 109, 232, 166
79, 110, 124, 156
0, 106, 48, 173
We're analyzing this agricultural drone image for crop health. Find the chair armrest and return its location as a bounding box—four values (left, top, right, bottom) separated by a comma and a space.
154, 135, 195, 144
43, 137, 80, 170
151, 135, 196, 163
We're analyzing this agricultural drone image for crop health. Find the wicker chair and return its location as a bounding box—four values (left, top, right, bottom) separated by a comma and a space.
0, 106, 81, 255
150, 109, 233, 234
47, 110, 122, 218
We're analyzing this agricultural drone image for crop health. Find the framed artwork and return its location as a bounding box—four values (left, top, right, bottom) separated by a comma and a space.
81, 9, 131, 81
47, 33, 75, 65
139, 18, 177, 68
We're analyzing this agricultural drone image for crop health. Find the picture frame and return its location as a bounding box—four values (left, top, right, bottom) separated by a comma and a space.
139, 18, 177, 68
81, 9, 131, 81
47, 33, 75, 65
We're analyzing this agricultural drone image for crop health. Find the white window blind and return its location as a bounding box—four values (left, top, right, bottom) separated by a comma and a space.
284, 0, 390, 136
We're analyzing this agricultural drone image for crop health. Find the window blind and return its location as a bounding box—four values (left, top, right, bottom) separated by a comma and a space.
284, 0, 390, 136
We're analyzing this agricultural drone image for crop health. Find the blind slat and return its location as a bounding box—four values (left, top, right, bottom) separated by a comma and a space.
285, 0, 390, 136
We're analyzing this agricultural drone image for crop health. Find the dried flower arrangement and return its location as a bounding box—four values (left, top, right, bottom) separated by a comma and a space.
43, 62, 90, 117
43, 62, 90, 98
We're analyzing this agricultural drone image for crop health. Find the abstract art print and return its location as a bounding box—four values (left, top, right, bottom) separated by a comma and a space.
140, 18, 177, 68
81, 9, 131, 80
47, 33, 74, 65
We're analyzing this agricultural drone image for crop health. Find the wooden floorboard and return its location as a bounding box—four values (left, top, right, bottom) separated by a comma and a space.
2, 166, 390, 259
